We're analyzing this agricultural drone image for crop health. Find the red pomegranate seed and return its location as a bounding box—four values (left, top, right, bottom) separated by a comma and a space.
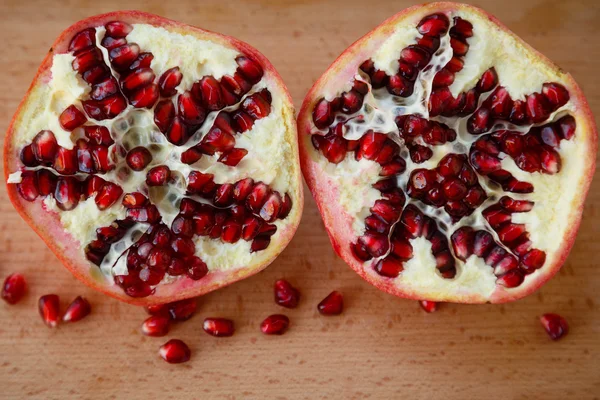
417, 13, 449, 36
374, 256, 404, 278
246, 182, 271, 212
260, 314, 289, 335
69, 28, 96, 53
317, 291, 343, 315
221, 219, 242, 243
178, 91, 206, 126
236, 56, 263, 83
109, 43, 140, 71
539, 313, 569, 341
126, 147, 152, 171
251, 236, 271, 253
142, 315, 170, 337
201, 127, 235, 154
171, 236, 195, 257
187, 171, 215, 194
62, 296, 91, 322
121, 68, 155, 92
122, 192, 148, 208
146, 165, 171, 186
59, 105, 87, 131
496, 269, 524, 288
146, 303, 169, 316
153, 100, 175, 133
522, 249, 546, 270
105, 21, 132, 37
72, 48, 103, 72
476, 68, 498, 92
55, 177, 81, 211
38, 294, 60, 328
419, 300, 437, 313
218, 148, 248, 166
159, 339, 191, 364
84, 126, 113, 146
195, 76, 223, 110
451, 227, 474, 261
1, 273, 26, 305
312, 99, 333, 129
101, 35, 127, 50
91, 77, 119, 101
259, 192, 282, 223
158, 67, 183, 97
129, 83, 159, 109
32, 130, 58, 164
358, 232, 390, 258
53, 147, 78, 175
274, 279, 300, 309
17, 172, 39, 201
167, 298, 197, 321
542, 83, 569, 109
187, 257, 209, 280
95, 182, 123, 210
203, 318, 235, 337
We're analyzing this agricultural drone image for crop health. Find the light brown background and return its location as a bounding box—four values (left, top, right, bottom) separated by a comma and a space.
1, 0, 599, 399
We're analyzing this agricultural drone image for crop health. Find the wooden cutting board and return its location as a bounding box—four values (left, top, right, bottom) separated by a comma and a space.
1, 0, 598, 398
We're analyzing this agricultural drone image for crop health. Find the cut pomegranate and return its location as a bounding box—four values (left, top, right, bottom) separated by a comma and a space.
260, 314, 289, 335
317, 291, 344, 315
298, 4, 596, 303
203, 317, 235, 337
39, 294, 60, 328
4, 11, 303, 306
62, 296, 91, 322
1, 273, 27, 305
159, 339, 191, 363
142, 315, 170, 336
274, 279, 300, 308
539, 313, 569, 341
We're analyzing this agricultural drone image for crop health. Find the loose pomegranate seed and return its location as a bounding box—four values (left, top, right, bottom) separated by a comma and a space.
274, 279, 300, 308
142, 315, 170, 336
62, 296, 91, 322
419, 300, 437, 313
146, 303, 169, 316
539, 313, 569, 341
38, 294, 60, 328
159, 339, 191, 364
317, 291, 343, 315
203, 318, 235, 337
1, 273, 26, 304
167, 298, 197, 321
260, 314, 289, 335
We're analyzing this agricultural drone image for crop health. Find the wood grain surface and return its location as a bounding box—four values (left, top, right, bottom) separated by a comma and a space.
1, 0, 599, 399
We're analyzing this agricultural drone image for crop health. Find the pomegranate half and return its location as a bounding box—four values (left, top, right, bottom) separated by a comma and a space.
298, 2, 596, 303
4, 11, 303, 305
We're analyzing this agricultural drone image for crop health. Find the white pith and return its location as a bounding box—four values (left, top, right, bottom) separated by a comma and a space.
8, 23, 298, 284
308, 9, 587, 298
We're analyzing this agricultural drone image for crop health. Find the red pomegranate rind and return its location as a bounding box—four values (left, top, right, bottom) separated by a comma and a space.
297, 3, 596, 304
4, 11, 303, 306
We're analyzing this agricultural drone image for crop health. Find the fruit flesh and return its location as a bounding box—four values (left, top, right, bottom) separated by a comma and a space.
298, 3, 596, 303
4, 11, 303, 305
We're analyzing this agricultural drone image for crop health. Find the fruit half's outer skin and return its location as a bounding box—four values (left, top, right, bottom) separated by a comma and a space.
297, 2, 597, 303
4, 10, 303, 306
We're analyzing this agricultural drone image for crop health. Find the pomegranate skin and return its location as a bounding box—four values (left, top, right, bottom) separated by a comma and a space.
297, 2, 597, 304
3, 11, 303, 306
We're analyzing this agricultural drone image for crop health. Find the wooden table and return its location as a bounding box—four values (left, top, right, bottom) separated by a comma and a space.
1, 0, 599, 398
